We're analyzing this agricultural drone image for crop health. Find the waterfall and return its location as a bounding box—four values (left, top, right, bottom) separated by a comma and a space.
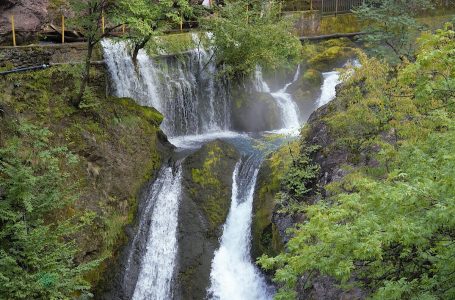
316, 60, 361, 109
254, 66, 301, 133
208, 155, 273, 300
102, 33, 355, 299
124, 165, 183, 300
102, 37, 230, 137
316, 71, 340, 108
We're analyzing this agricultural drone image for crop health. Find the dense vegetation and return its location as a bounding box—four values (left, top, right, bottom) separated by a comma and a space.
2, 0, 454, 298
259, 24, 455, 299
0, 65, 165, 298
0, 124, 98, 299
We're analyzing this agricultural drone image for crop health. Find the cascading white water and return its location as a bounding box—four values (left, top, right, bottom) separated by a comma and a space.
316, 71, 340, 108
131, 165, 183, 300
208, 155, 273, 300
102, 37, 230, 137
316, 60, 361, 109
103, 34, 356, 300
254, 66, 301, 133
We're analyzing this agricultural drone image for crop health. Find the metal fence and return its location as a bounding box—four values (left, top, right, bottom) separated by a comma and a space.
283, 0, 365, 15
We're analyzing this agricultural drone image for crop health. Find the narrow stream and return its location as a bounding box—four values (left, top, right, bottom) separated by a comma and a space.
102, 37, 344, 299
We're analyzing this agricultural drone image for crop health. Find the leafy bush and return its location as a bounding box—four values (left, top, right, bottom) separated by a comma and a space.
259, 25, 455, 300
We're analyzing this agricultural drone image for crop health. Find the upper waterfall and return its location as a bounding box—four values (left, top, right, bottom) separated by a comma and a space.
102, 36, 231, 137
316, 71, 340, 108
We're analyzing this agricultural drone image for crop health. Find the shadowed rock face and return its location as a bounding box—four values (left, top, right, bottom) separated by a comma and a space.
175, 140, 240, 300
0, 0, 48, 33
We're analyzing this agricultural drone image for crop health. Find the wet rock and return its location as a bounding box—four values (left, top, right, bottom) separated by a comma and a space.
230, 89, 281, 132
175, 140, 240, 300
297, 274, 366, 300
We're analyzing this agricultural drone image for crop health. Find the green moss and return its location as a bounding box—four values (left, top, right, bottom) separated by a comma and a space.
190, 143, 230, 231
145, 32, 196, 57
303, 68, 323, 86
309, 45, 353, 69
252, 141, 300, 258
0, 64, 165, 292
319, 14, 363, 35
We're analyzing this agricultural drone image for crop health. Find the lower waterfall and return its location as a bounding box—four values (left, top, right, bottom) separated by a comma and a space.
123, 165, 183, 300
208, 155, 273, 300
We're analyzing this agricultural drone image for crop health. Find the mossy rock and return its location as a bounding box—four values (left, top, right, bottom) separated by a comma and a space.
116, 97, 164, 126
183, 140, 239, 232
252, 141, 300, 259
176, 140, 240, 300
230, 85, 282, 132
302, 38, 356, 72
0, 65, 171, 294
309, 45, 354, 71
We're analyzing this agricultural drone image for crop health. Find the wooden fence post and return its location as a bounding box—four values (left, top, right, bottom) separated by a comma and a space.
321, 0, 324, 14
101, 10, 105, 34
335, 0, 339, 16
61, 15, 65, 44
11, 15, 16, 47
310, 0, 313, 11
180, 12, 183, 32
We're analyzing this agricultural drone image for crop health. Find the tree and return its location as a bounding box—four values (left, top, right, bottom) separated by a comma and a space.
355, 0, 433, 62
200, 0, 301, 79
114, 0, 193, 64
258, 25, 455, 300
67, 0, 121, 107
0, 124, 98, 299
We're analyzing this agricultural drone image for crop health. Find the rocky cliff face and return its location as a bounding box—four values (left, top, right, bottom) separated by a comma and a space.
0, 0, 48, 32
0, 0, 49, 44
175, 140, 240, 300
252, 86, 368, 299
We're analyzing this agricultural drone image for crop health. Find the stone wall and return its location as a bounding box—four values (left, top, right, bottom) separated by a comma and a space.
284, 10, 322, 36
0, 43, 91, 68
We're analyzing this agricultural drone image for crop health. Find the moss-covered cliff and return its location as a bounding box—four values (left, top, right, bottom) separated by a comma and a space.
0, 63, 171, 292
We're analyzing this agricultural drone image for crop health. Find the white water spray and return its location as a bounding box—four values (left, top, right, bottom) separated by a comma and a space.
208, 156, 273, 300
131, 165, 183, 300
254, 66, 301, 134
316, 71, 340, 108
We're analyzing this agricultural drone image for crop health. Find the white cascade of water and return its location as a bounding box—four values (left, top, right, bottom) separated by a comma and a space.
208, 156, 273, 300
101, 38, 230, 137
316, 71, 340, 108
130, 165, 183, 300
254, 66, 301, 133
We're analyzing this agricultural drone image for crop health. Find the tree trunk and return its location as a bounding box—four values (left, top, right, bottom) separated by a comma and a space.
132, 35, 152, 65
73, 40, 94, 108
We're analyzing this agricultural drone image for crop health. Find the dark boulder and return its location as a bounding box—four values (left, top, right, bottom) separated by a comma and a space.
175, 140, 240, 300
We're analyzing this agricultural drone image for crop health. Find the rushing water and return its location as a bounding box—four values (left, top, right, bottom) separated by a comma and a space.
206, 68, 304, 300
208, 155, 273, 300
102, 36, 345, 299
102, 37, 230, 137
121, 165, 183, 300
316, 71, 340, 108
254, 66, 301, 134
